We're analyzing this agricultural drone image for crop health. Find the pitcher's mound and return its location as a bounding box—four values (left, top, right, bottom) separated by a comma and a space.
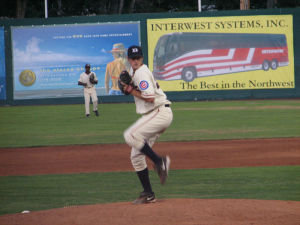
2, 199, 300, 225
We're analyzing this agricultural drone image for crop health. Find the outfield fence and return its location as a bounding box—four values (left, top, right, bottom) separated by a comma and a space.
0, 8, 299, 106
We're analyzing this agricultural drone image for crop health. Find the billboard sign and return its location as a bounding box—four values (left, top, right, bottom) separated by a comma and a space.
147, 15, 294, 91
12, 22, 140, 99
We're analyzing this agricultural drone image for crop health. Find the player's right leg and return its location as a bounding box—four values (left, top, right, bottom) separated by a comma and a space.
140, 143, 170, 185
91, 89, 99, 116
84, 90, 90, 117
124, 107, 172, 185
123, 105, 173, 150
130, 148, 155, 204
133, 191, 156, 204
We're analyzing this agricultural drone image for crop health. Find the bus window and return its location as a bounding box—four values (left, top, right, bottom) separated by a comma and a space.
155, 35, 169, 59
165, 36, 180, 61
157, 45, 165, 58
168, 41, 178, 55
154, 35, 170, 69
179, 34, 211, 53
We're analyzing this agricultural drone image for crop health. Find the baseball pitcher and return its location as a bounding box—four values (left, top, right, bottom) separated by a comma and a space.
118, 45, 173, 204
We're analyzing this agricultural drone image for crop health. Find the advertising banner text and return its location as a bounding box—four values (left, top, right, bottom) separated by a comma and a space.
147, 15, 294, 91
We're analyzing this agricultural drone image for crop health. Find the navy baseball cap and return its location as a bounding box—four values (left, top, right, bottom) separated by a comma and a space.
85, 64, 91, 68
127, 45, 143, 59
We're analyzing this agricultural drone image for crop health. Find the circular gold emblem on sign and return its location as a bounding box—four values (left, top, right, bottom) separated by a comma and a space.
19, 70, 36, 86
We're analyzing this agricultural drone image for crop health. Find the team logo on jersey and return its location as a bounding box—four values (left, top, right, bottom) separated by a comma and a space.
139, 80, 149, 90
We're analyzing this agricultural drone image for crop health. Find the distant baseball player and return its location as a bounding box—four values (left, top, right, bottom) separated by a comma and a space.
78, 64, 99, 117
118, 45, 173, 204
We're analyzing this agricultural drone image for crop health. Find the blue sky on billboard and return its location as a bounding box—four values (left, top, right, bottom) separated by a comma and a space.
12, 22, 140, 68
12, 22, 140, 98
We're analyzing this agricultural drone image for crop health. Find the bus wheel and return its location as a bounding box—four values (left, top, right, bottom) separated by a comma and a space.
262, 60, 270, 71
270, 59, 278, 70
182, 67, 196, 82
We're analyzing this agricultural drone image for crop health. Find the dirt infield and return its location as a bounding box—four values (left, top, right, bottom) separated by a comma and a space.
1, 199, 300, 225
1, 138, 300, 176
1, 138, 300, 225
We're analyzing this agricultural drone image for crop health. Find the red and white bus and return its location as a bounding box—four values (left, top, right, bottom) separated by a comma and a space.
153, 32, 289, 82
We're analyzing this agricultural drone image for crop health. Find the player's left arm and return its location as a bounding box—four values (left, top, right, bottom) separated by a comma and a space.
132, 73, 155, 103
131, 89, 154, 103
119, 69, 154, 102
120, 80, 154, 102
91, 72, 98, 85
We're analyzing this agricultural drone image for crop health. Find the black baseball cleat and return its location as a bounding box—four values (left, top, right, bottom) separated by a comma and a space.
86, 114, 90, 118
154, 156, 171, 185
94, 110, 99, 116
133, 191, 156, 204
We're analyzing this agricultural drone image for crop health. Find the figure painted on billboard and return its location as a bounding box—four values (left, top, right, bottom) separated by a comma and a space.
78, 64, 99, 118
105, 43, 130, 95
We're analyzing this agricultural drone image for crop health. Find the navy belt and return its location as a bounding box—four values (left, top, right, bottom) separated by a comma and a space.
144, 104, 170, 115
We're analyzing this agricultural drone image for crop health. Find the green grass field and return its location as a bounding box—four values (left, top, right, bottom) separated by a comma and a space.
0, 100, 299, 147
0, 100, 300, 215
1, 166, 300, 215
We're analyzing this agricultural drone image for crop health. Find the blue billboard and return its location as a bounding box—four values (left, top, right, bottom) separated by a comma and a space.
11, 22, 140, 99
0, 26, 6, 100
